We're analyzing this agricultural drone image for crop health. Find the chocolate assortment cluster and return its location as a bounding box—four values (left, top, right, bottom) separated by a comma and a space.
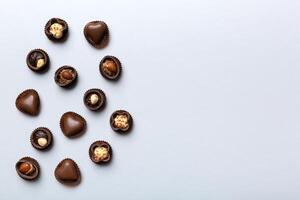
15, 18, 134, 186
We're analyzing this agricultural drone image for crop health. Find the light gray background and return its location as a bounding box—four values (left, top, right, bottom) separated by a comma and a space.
0, 0, 300, 199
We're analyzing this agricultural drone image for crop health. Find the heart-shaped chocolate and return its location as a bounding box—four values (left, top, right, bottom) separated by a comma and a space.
84, 21, 108, 48
54, 158, 81, 186
60, 112, 86, 138
15, 89, 40, 116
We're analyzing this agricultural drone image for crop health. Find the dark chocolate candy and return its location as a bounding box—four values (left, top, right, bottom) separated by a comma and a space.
45, 18, 68, 41
30, 127, 53, 150
89, 141, 112, 164
15, 157, 40, 181
54, 158, 81, 186
99, 56, 121, 80
84, 21, 109, 48
26, 49, 49, 72
54, 66, 77, 87
83, 89, 106, 111
60, 112, 86, 138
15, 89, 40, 116
110, 110, 133, 133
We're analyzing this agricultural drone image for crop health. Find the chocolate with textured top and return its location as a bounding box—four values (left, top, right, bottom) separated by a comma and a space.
83, 89, 106, 111
84, 21, 109, 48
15, 157, 40, 180
54, 158, 81, 186
30, 127, 53, 150
99, 56, 121, 80
110, 110, 133, 133
15, 89, 40, 116
45, 18, 68, 41
60, 112, 86, 138
89, 141, 112, 164
26, 49, 49, 72
54, 66, 77, 87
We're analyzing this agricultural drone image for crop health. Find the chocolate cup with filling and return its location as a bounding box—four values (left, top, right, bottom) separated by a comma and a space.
99, 56, 122, 80
54, 66, 78, 87
83, 21, 109, 48
15, 89, 40, 116
15, 157, 40, 181
26, 49, 49, 72
44, 18, 68, 42
83, 89, 106, 111
110, 110, 133, 133
54, 158, 81, 186
30, 127, 53, 150
60, 112, 87, 138
89, 141, 112, 164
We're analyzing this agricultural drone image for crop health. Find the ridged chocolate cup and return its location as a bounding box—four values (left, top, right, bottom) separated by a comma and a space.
99, 56, 122, 80
30, 127, 53, 151
89, 141, 112, 164
110, 110, 133, 133
15, 157, 40, 181
26, 49, 49, 72
54, 66, 78, 88
44, 18, 68, 42
83, 88, 106, 111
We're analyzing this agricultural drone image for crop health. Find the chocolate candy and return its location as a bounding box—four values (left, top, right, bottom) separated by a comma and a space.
83, 89, 106, 111
26, 49, 49, 72
84, 21, 109, 48
45, 18, 68, 41
89, 141, 112, 164
110, 110, 133, 133
54, 158, 81, 186
30, 127, 53, 150
15, 157, 40, 180
99, 56, 122, 80
15, 89, 40, 116
60, 112, 86, 138
54, 66, 77, 87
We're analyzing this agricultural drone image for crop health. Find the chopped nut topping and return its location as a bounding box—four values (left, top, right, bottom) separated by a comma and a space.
93, 147, 109, 161
114, 114, 129, 129
49, 23, 64, 39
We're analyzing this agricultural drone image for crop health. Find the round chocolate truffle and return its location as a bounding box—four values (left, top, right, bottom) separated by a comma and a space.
83, 89, 106, 111
110, 110, 133, 133
45, 18, 68, 41
30, 127, 53, 150
99, 56, 122, 80
89, 141, 112, 164
54, 66, 77, 87
15, 157, 40, 180
26, 49, 49, 72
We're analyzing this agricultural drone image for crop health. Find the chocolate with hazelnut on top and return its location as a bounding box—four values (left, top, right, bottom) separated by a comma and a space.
54, 66, 77, 87
83, 89, 106, 111
110, 110, 133, 133
99, 56, 122, 80
45, 18, 68, 41
89, 141, 112, 164
15, 157, 40, 180
26, 49, 49, 72
30, 127, 53, 150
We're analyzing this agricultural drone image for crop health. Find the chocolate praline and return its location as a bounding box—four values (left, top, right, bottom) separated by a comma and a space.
54, 158, 81, 186
89, 141, 112, 164
83, 89, 106, 111
30, 127, 53, 150
83, 21, 109, 48
26, 49, 49, 72
44, 18, 68, 41
54, 66, 77, 87
99, 56, 122, 80
15, 157, 40, 181
60, 112, 86, 138
110, 110, 133, 133
15, 89, 40, 116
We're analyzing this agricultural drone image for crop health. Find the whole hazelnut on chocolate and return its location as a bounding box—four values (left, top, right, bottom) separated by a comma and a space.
26, 49, 49, 72
15, 157, 40, 180
99, 56, 122, 80
54, 66, 78, 87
